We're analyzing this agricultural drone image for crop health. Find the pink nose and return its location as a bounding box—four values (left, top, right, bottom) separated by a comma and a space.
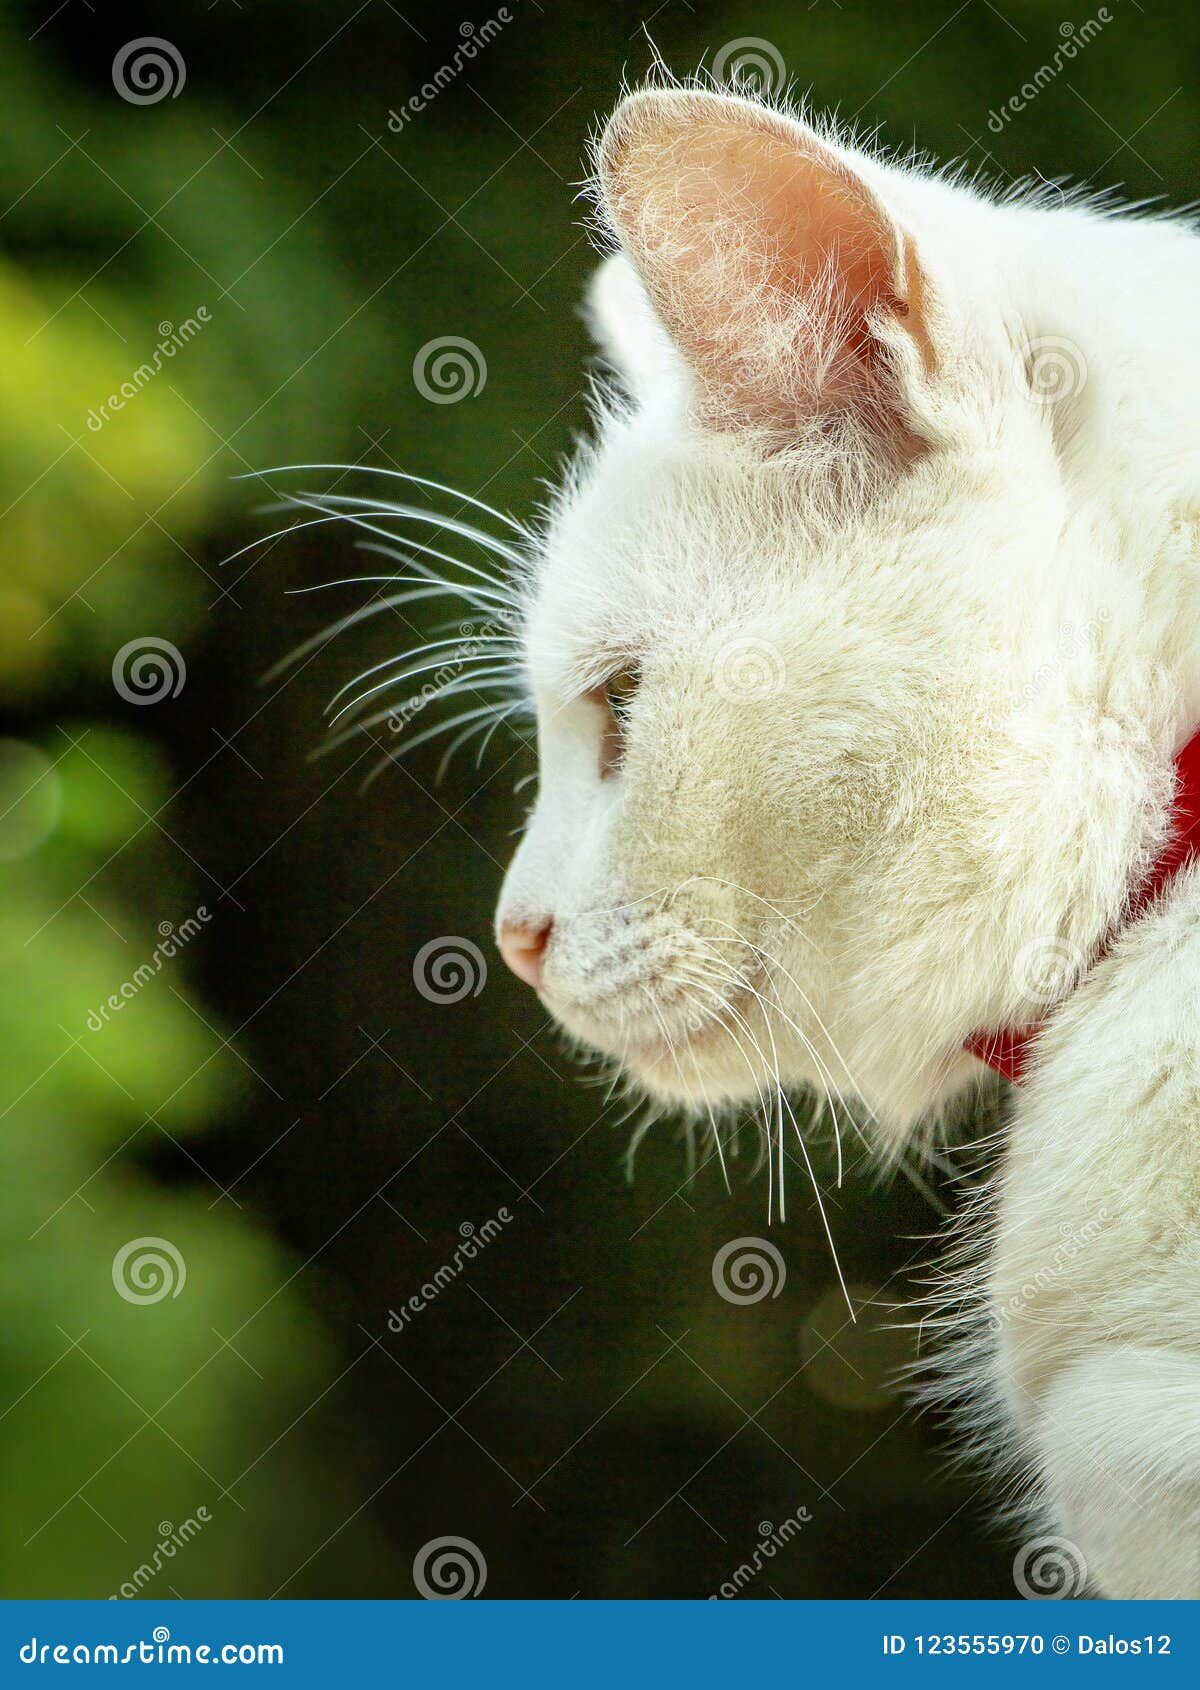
498, 917, 552, 991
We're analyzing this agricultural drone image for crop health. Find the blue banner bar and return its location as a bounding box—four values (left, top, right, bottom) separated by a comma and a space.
0, 1600, 1194, 1683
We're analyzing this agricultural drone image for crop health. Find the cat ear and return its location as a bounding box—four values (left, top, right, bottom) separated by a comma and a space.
595, 88, 937, 439
583, 253, 677, 396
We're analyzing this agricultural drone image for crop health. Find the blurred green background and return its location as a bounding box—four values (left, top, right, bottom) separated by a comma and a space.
0, 0, 1191, 1600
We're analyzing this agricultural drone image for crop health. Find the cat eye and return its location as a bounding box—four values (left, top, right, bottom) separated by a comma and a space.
594, 663, 640, 778
602, 664, 640, 722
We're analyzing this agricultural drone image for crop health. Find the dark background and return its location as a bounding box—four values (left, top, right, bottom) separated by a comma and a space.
0, 0, 1190, 1599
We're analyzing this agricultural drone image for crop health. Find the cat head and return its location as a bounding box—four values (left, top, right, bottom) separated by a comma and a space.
494, 85, 1164, 1138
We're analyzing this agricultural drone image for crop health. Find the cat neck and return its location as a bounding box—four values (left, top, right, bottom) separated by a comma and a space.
969, 720, 1200, 1083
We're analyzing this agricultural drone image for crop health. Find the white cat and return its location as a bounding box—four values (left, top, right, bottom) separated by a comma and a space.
480, 81, 1200, 1600
268, 78, 1197, 1597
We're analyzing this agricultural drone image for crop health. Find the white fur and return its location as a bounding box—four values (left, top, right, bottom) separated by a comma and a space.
494, 81, 1200, 1595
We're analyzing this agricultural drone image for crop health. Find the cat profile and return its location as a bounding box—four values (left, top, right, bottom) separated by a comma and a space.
492, 79, 1200, 1600
284, 75, 1200, 1598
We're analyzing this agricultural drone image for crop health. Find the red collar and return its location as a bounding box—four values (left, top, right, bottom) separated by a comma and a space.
968, 726, 1200, 1084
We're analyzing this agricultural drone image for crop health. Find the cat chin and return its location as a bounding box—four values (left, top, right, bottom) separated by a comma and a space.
619, 1043, 744, 1106
624, 1033, 985, 1140
547, 999, 757, 1105
610, 1025, 811, 1111
546, 984, 982, 1129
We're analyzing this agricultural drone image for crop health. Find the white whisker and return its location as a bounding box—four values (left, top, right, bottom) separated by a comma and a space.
238, 463, 530, 537
284, 489, 524, 565
325, 633, 519, 718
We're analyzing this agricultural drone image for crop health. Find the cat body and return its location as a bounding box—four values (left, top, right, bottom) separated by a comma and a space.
487, 83, 1200, 1597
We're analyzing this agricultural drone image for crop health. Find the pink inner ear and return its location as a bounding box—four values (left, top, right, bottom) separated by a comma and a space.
599, 93, 932, 433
